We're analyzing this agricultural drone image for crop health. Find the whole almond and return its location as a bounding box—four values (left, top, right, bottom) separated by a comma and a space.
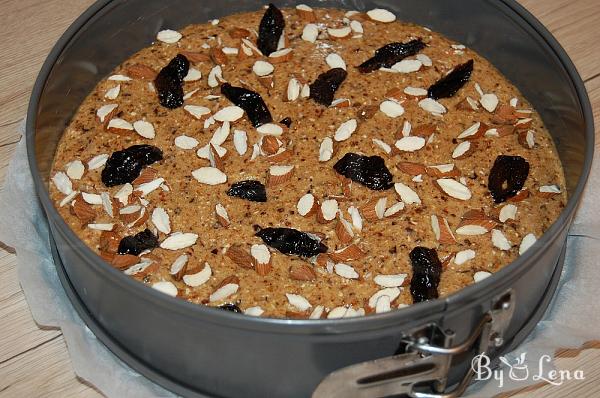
229, 27, 252, 39
216, 275, 240, 289
133, 167, 158, 185
397, 161, 427, 176
72, 198, 96, 224
99, 230, 120, 253
261, 136, 280, 155
225, 246, 255, 269
111, 254, 139, 269
329, 244, 366, 262
210, 48, 228, 65
180, 51, 211, 63
125, 64, 157, 80
290, 264, 317, 281
412, 123, 437, 137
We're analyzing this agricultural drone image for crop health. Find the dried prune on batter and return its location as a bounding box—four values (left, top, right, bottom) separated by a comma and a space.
117, 229, 159, 256
256, 227, 328, 258
357, 39, 426, 73
101, 144, 163, 187
488, 155, 530, 203
154, 54, 190, 109
280, 117, 292, 128
333, 153, 394, 191
409, 247, 442, 303
219, 303, 243, 313
257, 3, 285, 56
309, 68, 348, 106
221, 83, 273, 127
427, 59, 474, 100
227, 180, 268, 202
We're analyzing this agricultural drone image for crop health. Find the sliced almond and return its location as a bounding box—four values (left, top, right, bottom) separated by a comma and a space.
436, 179, 471, 200
107, 118, 134, 134
207, 65, 224, 88
454, 249, 475, 265
169, 254, 188, 281
287, 77, 301, 101
225, 246, 255, 269
233, 130, 248, 155
215, 203, 230, 227
518, 130, 536, 149
383, 201, 404, 218
151, 207, 170, 234
175, 135, 199, 150
297, 193, 318, 217
319, 137, 334, 162
519, 233, 537, 255
214, 106, 244, 123
395, 136, 425, 152
334, 263, 359, 280
160, 232, 198, 250
404, 86, 428, 97
269, 48, 293, 63
257, 123, 283, 136
286, 293, 312, 312
418, 98, 446, 115
538, 184, 561, 198
110, 254, 140, 270
431, 214, 456, 244
104, 85, 120, 100
372, 138, 392, 155
302, 23, 319, 43
508, 189, 530, 203
119, 205, 143, 224
126, 64, 156, 80
374, 274, 407, 288
334, 119, 357, 142
331, 98, 351, 108
326, 53, 346, 70
210, 283, 239, 302
455, 209, 497, 235
426, 163, 459, 178
335, 217, 355, 244
327, 26, 352, 39
359, 196, 387, 221
156, 29, 182, 44
107, 74, 131, 82
329, 244, 365, 262
368, 287, 401, 308
367, 8, 396, 23
317, 199, 339, 223
251, 244, 272, 275
296, 4, 317, 21
88, 154, 109, 170
192, 167, 227, 185
392, 59, 422, 73
480, 93, 499, 112
133, 120, 155, 139
350, 20, 364, 34
394, 182, 421, 205
208, 47, 228, 66
268, 165, 294, 187
184, 105, 211, 120
452, 140, 476, 159
491, 229, 512, 251
132, 167, 158, 185
228, 27, 252, 39
380, 100, 405, 118
412, 123, 437, 137
290, 264, 317, 281
499, 204, 517, 222
183, 262, 212, 287
474, 271, 492, 283
456, 96, 479, 111
457, 122, 486, 140
183, 68, 202, 82
252, 60, 274, 77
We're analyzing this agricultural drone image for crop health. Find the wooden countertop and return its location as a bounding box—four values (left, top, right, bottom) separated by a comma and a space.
0, 0, 599, 396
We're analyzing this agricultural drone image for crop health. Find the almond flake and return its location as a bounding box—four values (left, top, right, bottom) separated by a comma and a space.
368, 287, 401, 308
183, 105, 210, 119
437, 178, 471, 200
214, 203, 230, 227
335, 217, 355, 244
350, 20, 363, 34
65, 160, 85, 180
87, 154, 109, 170
287, 78, 301, 101
169, 254, 188, 280
251, 244, 271, 266
457, 122, 481, 139
268, 165, 294, 186
81, 192, 102, 205
136, 177, 164, 196
416, 53, 433, 67
96, 104, 117, 124
480, 93, 499, 112
296, 4, 316, 21
519, 233, 537, 255
455, 225, 488, 235
105, 85, 120, 100
286, 293, 312, 312
87, 223, 114, 231
539, 184, 561, 194
297, 193, 317, 216
183, 88, 199, 100
454, 249, 475, 265
174, 135, 199, 149
107, 118, 134, 133
491, 229, 512, 250
257, 123, 283, 136
133, 120, 155, 139
213, 106, 244, 122
222, 47, 238, 55
327, 26, 352, 39
348, 206, 363, 231
452, 140, 471, 159
302, 24, 319, 43
318, 199, 339, 222
160, 232, 198, 250
334, 263, 359, 279
309, 305, 325, 319
327, 306, 349, 319
372, 138, 392, 154
244, 306, 264, 316
384, 201, 405, 218
431, 214, 456, 244
334, 119, 357, 142
499, 204, 517, 222
392, 59, 422, 73
210, 122, 230, 146
192, 167, 227, 185
404, 86, 428, 97
183, 68, 202, 82
156, 29, 182, 44
367, 8, 396, 23
319, 137, 334, 161
374, 274, 407, 288
395, 136, 425, 152
326, 53, 346, 70
252, 60, 274, 77
380, 100, 405, 118
375, 295, 391, 313
208, 65, 224, 88
108, 74, 131, 82
269, 48, 293, 63
151, 207, 171, 234
418, 98, 446, 115
113, 183, 132, 205
210, 283, 239, 302
152, 281, 178, 297
183, 262, 212, 287
52, 172, 72, 195
301, 83, 311, 98
394, 182, 421, 205
474, 271, 492, 283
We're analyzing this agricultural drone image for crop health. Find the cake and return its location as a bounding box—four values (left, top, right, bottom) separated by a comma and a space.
49, 4, 567, 318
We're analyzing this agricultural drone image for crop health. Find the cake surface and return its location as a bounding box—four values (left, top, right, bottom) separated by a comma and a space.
49, 4, 567, 318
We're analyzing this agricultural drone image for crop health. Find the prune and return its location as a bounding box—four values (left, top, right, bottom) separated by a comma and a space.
257, 3, 285, 56
256, 227, 328, 258
101, 144, 163, 187
357, 39, 426, 73
221, 83, 273, 127
409, 247, 442, 303
309, 68, 348, 106
227, 180, 267, 202
488, 155, 530, 203
427, 59, 474, 100
333, 153, 394, 191
154, 54, 190, 109
117, 229, 159, 256
280, 117, 292, 128
219, 303, 243, 313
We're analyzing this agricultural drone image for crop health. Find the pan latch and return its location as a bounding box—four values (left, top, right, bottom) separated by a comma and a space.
313, 289, 515, 398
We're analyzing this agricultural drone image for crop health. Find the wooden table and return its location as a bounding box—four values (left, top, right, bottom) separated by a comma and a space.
0, 0, 599, 396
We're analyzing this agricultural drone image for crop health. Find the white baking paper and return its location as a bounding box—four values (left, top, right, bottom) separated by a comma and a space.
1, 122, 598, 398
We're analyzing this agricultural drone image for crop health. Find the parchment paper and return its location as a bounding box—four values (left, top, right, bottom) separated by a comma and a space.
1, 122, 598, 397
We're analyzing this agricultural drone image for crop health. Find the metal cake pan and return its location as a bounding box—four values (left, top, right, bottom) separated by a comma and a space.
26, 0, 594, 397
